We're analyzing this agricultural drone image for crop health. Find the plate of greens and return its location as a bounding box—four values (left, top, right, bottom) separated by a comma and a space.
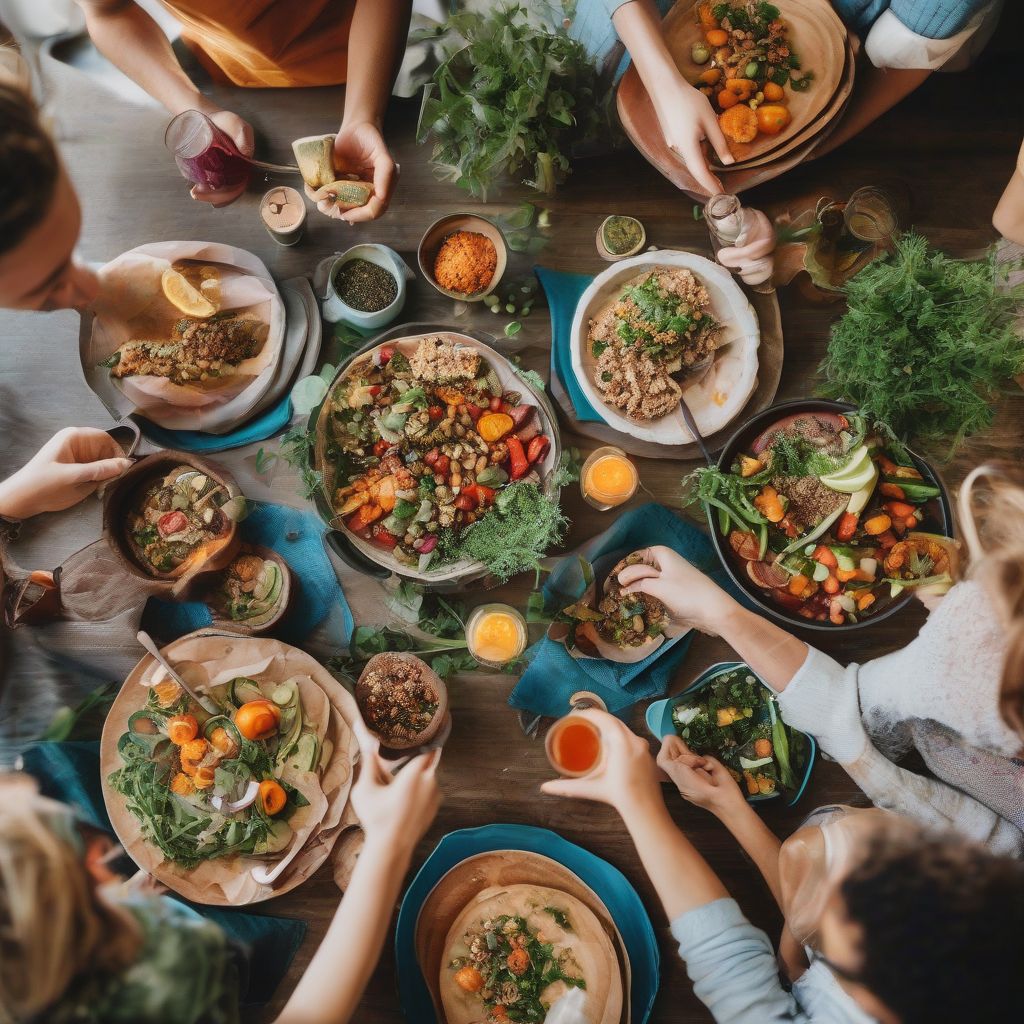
646, 661, 815, 805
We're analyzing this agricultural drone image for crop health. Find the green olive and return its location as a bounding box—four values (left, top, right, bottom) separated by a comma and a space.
745, 61, 760, 79
691, 43, 710, 64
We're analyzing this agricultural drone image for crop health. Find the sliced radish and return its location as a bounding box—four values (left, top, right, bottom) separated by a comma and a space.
746, 560, 789, 590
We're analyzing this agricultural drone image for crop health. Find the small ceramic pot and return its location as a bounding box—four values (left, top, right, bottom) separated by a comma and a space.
203, 543, 294, 636
321, 243, 414, 330
418, 214, 507, 302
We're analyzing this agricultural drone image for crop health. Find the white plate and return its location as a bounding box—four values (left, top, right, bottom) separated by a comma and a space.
570, 251, 760, 445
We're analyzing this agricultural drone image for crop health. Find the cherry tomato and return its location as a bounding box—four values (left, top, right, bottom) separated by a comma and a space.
370, 523, 400, 549
157, 510, 188, 537
378, 345, 395, 364
368, 385, 383, 397
434, 454, 451, 476
428, 405, 444, 420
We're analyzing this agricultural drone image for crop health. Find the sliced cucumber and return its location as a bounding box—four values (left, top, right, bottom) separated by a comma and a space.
230, 677, 264, 705
272, 683, 296, 707
254, 818, 293, 856
252, 562, 277, 602
286, 733, 320, 773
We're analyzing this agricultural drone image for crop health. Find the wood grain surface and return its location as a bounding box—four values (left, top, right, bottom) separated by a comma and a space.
0, 12, 1022, 1022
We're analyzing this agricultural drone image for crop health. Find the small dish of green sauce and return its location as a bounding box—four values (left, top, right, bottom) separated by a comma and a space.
597, 215, 646, 260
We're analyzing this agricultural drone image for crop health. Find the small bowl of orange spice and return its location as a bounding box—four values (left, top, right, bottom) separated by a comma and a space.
419, 214, 507, 302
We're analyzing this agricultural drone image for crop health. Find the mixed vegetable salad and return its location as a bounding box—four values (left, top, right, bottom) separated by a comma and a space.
692, 409, 952, 625
671, 666, 806, 798
324, 336, 554, 573
211, 550, 286, 628
109, 674, 325, 868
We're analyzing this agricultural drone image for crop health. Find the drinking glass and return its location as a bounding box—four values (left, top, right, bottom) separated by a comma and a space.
843, 187, 898, 244
164, 109, 251, 191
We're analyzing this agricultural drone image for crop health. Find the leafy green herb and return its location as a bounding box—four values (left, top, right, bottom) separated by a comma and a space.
42, 682, 116, 742
279, 424, 322, 500
513, 365, 546, 393
551, 447, 583, 488
819, 232, 1024, 450
544, 906, 572, 930
417, 4, 607, 198
505, 320, 522, 338
254, 447, 276, 475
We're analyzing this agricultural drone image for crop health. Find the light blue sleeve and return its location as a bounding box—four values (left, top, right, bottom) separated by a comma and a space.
671, 898, 809, 1023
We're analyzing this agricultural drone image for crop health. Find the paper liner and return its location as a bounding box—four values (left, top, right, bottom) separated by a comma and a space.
416, 852, 628, 1024
101, 630, 360, 905
571, 252, 759, 444
86, 241, 285, 429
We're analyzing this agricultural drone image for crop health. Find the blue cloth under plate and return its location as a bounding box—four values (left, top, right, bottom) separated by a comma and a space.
20, 740, 306, 1008
535, 265, 604, 422
141, 502, 353, 646
509, 503, 747, 718
138, 396, 292, 454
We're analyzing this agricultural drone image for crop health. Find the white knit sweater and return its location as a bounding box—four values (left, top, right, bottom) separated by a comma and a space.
774, 581, 1024, 855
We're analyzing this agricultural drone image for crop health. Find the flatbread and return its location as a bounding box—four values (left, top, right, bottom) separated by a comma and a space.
440, 883, 622, 1024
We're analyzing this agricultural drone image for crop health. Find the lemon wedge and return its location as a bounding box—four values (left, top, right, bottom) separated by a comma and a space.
161, 267, 217, 318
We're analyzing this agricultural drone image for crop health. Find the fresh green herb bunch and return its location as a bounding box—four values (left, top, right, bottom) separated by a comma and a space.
819, 232, 1024, 450
417, 4, 605, 198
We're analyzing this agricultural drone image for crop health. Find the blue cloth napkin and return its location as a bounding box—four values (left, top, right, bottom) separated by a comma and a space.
509, 503, 747, 718
20, 740, 307, 1007
534, 266, 604, 422
138, 396, 293, 454
141, 502, 354, 646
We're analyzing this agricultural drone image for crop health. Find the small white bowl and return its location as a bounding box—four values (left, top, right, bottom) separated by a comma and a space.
322, 243, 413, 330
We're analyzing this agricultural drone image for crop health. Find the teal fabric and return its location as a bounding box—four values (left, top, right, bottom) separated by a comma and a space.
140, 502, 354, 646
535, 265, 604, 422
20, 741, 307, 1009
509, 503, 750, 717
138, 396, 292, 454
833, 0, 991, 37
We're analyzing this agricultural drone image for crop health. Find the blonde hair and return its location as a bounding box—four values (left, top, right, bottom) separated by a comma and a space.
0, 777, 140, 1023
958, 463, 1024, 742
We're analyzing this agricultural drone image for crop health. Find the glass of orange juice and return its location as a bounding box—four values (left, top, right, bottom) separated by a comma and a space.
466, 603, 528, 668
581, 447, 638, 511
545, 692, 607, 778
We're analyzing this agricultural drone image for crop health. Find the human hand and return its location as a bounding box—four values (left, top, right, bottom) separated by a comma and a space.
656, 735, 746, 818
313, 120, 395, 223
349, 719, 441, 853
616, 546, 738, 636
652, 76, 733, 196
190, 108, 254, 208
717, 208, 777, 286
541, 710, 661, 816
0, 428, 132, 521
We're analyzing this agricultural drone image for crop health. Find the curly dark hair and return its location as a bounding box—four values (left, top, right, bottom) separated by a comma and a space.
0, 77, 58, 257
840, 828, 1024, 1023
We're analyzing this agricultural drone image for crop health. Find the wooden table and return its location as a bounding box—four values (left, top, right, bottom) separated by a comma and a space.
2, 17, 1022, 1022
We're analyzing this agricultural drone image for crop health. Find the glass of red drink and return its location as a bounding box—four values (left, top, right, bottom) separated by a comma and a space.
164, 110, 251, 191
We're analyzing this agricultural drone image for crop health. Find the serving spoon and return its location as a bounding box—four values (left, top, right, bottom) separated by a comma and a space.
676, 346, 727, 465
136, 630, 220, 716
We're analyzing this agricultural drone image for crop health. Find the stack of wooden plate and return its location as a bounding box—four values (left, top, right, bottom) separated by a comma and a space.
617, 0, 855, 196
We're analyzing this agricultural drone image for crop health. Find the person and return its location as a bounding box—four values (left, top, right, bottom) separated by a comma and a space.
592, 0, 1000, 195
543, 708, 1024, 1023
993, 138, 1024, 246
74, 0, 411, 217
0, 720, 441, 1023
612, 460, 1024, 854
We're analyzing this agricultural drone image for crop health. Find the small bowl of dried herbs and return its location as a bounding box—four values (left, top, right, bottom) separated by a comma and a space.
322, 244, 414, 329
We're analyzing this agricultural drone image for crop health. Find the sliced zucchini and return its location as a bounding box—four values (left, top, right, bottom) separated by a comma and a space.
254, 818, 293, 856
128, 710, 164, 736
229, 677, 265, 705
252, 562, 278, 602
286, 733, 320, 773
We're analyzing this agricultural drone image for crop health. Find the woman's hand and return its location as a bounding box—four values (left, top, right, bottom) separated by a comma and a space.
349, 719, 441, 854
190, 108, 254, 208
617, 545, 739, 636
0, 428, 132, 521
313, 121, 396, 223
652, 77, 734, 196
717, 208, 777, 286
657, 736, 747, 818
541, 710, 661, 815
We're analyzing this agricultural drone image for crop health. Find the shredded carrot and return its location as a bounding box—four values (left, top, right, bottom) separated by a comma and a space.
433, 231, 497, 295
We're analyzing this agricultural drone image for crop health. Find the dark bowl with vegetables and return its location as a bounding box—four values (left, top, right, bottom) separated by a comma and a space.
696, 399, 954, 632
646, 662, 816, 806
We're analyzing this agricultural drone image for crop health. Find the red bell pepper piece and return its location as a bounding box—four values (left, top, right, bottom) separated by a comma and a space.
378, 344, 395, 364
506, 436, 530, 479
434, 454, 450, 476
526, 435, 550, 464
455, 493, 475, 512
474, 484, 496, 507
369, 523, 400, 549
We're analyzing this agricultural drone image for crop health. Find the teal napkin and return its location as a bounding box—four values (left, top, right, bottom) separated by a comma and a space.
509, 503, 748, 718
535, 266, 604, 422
141, 502, 354, 646
20, 741, 306, 1007
138, 396, 292, 454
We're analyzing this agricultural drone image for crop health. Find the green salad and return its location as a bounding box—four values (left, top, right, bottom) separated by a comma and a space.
671, 667, 806, 798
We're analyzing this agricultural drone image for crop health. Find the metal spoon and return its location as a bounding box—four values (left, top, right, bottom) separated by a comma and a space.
677, 351, 720, 465
136, 630, 220, 715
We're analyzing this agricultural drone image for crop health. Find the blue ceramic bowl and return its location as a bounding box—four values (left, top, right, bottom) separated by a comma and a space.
645, 661, 816, 807
395, 824, 660, 1023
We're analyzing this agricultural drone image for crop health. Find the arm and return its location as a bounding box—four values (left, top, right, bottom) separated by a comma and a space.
324, 0, 410, 223
611, 0, 732, 196
993, 153, 1024, 246
274, 723, 441, 1024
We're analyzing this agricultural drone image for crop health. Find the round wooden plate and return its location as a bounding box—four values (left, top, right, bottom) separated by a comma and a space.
415, 849, 632, 1023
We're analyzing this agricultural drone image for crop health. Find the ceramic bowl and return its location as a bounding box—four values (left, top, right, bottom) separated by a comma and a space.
355, 651, 450, 752
321, 243, 414, 330
418, 214, 507, 302
202, 544, 294, 636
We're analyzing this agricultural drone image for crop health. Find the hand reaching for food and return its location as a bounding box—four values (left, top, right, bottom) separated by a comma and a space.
657, 735, 746, 816
349, 719, 441, 853
652, 79, 734, 196
317, 121, 395, 224
716, 207, 777, 286
190, 108, 254, 208
541, 710, 661, 814
0, 427, 133, 521
616, 545, 739, 636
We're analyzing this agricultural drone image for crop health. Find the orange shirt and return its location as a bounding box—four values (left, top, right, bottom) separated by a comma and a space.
159, 0, 355, 88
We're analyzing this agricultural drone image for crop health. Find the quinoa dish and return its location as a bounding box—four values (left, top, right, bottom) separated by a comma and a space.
356, 654, 441, 745
588, 266, 721, 421
433, 230, 498, 295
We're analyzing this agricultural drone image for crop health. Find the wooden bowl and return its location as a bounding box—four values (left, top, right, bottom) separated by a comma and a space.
355, 651, 450, 752
102, 450, 242, 596
202, 543, 294, 636
418, 214, 507, 301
